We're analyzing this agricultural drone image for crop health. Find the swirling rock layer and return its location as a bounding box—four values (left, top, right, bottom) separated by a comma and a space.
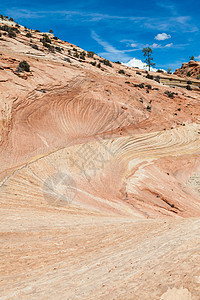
0, 20, 200, 299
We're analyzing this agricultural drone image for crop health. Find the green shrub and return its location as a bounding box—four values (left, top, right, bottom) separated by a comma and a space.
74, 52, 79, 58
41, 34, 51, 44
167, 67, 172, 74
146, 84, 152, 89
186, 84, 192, 90
17, 61, 30, 72
164, 90, 175, 98
26, 32, 32, 38
100, 59, 112, 67
138, 83, 144, 88
146, 73, 154, 80
55, 46, 62, 52
154, 75, 160, 83
87, 51, 95, 58
49, 29, 53, 33
187, 71, 191, 76
8, 30, 16, 38
31, 44, 39, 50
118, 69, 125, 74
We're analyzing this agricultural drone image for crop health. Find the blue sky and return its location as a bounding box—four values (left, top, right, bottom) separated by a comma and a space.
1, 0, 200, 71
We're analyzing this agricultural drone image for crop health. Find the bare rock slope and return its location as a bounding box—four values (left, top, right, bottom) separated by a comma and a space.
0, 17, 200, 299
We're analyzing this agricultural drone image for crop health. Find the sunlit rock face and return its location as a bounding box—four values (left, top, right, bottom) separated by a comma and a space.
174, 59, 200, 78
0, 19, 200, 300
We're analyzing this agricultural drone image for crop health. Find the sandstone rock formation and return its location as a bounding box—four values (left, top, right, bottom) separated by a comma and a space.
174, 59, 200, 79
0, 17, 200, 299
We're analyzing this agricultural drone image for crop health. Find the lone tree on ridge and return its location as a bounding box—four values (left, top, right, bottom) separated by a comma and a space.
142, 47, 155, 71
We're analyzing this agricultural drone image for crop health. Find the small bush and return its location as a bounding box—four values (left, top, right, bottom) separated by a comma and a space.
187, 80, 192, 84
146, 73, 153, 80
146, 84, 152, 89
138, 83, 145, 88
164, 90, 175, 98
55, 46, 62, 52
187, 71, 191, 77
87, 51, 95, 58
167, 67, 172, 74
136, 71, 141, 75
154, 75, 160, 83
31, 44, 39, 50
157, 69, 164, 73
17, 61, 30, 72
49, 29, 53, 33
90, 61, 96, 66
118, 69, 125, 74
35, 29, 40, 32
41, 34, 51, 44
1, 25, 9, 31
13, 27, 20, 33
74, 52, 79, 58
8, 30, 16, 38
53, 36, 58, 40
186, 84, 192, 90
115, 61, 121, 64
97, 63, 101, 68
80, 51, 86, 60
100, 59, 112, 67
26, 32, 32, 38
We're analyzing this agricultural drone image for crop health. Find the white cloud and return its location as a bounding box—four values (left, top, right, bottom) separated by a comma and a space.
195, 55, 200, 60
91, 31, 131, 61
151, 43, 161, 48
164, 43, 173, 48
155, 33, 171, 40
131, 43, 138, 48
122, 58, 158, 72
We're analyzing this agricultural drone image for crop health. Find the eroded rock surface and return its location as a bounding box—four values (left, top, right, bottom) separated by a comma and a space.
0, 18, 200, 300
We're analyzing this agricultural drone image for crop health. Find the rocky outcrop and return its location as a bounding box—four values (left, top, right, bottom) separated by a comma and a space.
174, 59, 200, 79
